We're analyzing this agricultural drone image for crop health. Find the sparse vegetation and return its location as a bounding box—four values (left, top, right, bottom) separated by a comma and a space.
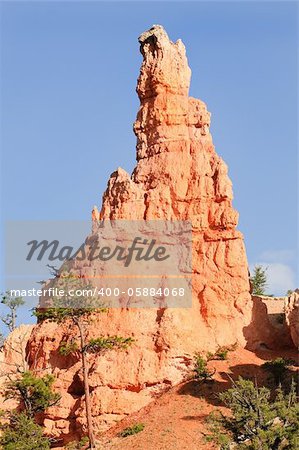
86, 336, 134, 352
5, 371, 60, 417
207, 347, 228, 361
262, 357, 295, 384
193, 354, 215, 381
65, 436, 89, 449
215, 348, 228, 360
0, 411, 50, 450
206, 343, 237, 361
204, 411, 231, 449
206, 377, 299, 449
250, 265, 268, 296
58, 340, 79, 356
119, 423, 145, 437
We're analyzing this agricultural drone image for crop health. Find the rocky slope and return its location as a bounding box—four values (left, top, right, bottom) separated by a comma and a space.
99, 347, 298, 450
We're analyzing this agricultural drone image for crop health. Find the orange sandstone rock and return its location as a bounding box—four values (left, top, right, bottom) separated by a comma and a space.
285, 289, 299, 348
244, 296, 293, 350
0, 325, 34, 411
26, 25, 253, 441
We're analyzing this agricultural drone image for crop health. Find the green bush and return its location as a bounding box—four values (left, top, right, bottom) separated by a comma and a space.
207, 347, 229, 361
206, 377, 299, 449
262, 357, 294, 384
193, 354, 215, 381
204, 411, 231, 449
216, 348, 228, 360
119, 423, 145, 437
0, 412, 50, 450
58, 340, 79, 356
207, 343, 237, 362
5, 371, 60, 416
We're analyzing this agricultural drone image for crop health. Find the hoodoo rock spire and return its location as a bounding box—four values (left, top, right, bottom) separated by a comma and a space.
27, 26, 252, 439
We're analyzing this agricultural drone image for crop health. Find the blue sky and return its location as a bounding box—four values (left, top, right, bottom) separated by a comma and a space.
0, 1, 298, 325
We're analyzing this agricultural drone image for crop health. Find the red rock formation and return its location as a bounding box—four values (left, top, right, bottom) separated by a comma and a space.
26, 25, 253, 441
285, 289, 299, 348
99, 24, 251, 345
0, 325, 34, 411
244, 296, 293, 350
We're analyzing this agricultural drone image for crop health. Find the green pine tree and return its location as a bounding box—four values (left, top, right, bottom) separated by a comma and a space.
34, 271, 133, 449
5, 371, 60, 417
1, 291, 25, 332
0, 371, 59, 449
0, 412, 50, 450
212, 377, 299, 449
250, 265, 268, 296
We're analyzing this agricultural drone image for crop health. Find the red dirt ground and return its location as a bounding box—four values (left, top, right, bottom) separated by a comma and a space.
98, 348, 298, 450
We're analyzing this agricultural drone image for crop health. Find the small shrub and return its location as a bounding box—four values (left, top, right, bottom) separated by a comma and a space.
65, 436, 89, 449
58, 340, 79, 356
262, 357, 294, 384
119, 423, 145, 437
193, 354, 215, 381
206, 351, 214, 361
86, 336, 134, 353
207, 343, 237, 361
216, 348, 228, 360
0, 412, 50, 450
